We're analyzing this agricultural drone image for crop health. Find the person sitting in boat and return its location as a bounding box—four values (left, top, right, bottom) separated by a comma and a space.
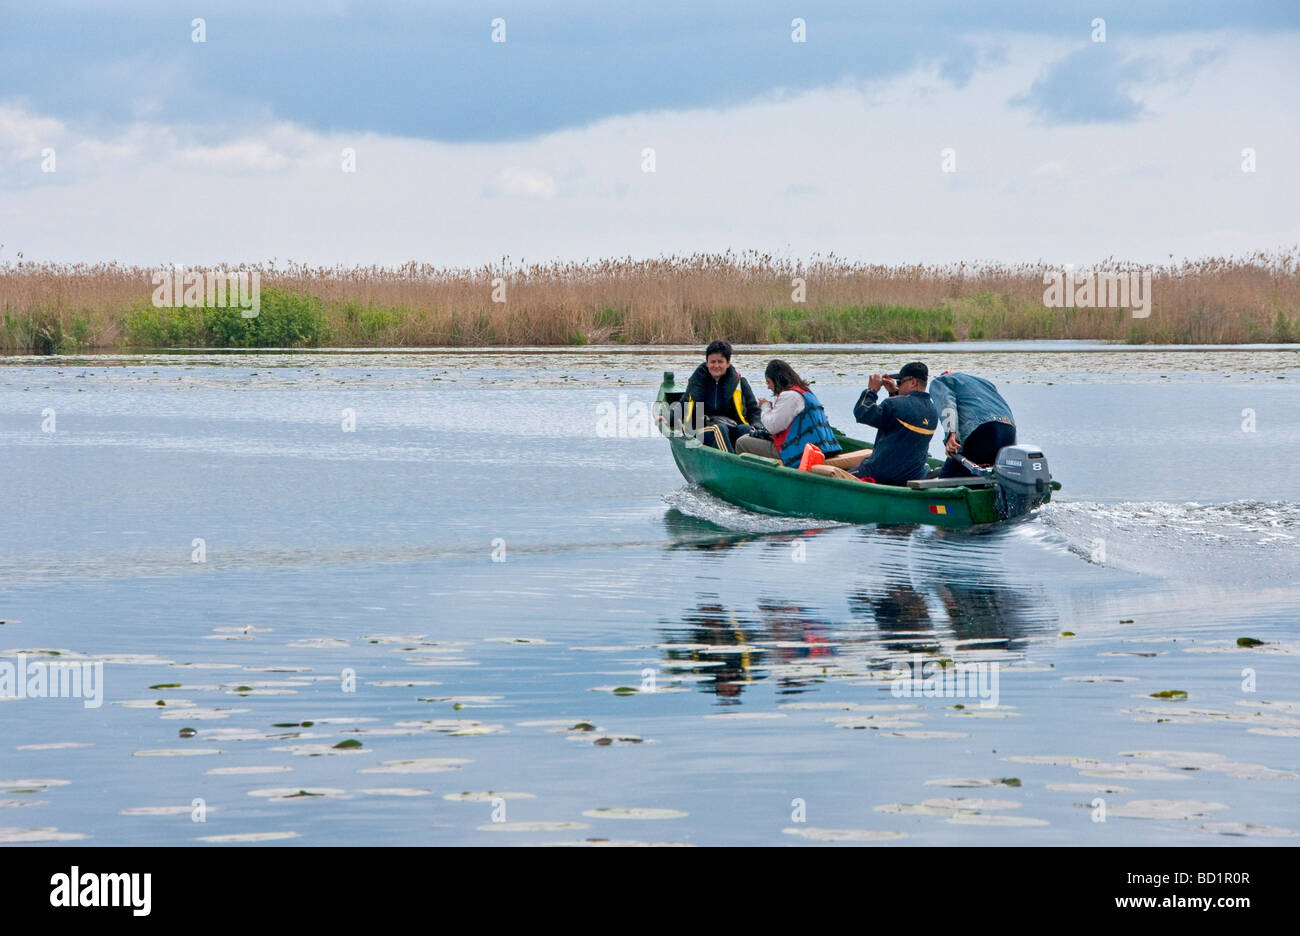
816, 361, 938, 485
734, 360, 842, 466
681, 340, 762, 446
927, 370, 1017, 478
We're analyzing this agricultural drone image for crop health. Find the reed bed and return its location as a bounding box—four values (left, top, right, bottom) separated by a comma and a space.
2, 250, 1296, 352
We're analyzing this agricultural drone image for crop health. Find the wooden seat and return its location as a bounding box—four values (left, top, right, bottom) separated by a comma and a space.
906, 476, 994, 490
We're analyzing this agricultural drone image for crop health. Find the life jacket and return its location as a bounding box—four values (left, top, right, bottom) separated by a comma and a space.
774, 388, 842, 467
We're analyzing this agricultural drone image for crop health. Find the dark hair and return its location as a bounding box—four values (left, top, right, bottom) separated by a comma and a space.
764, 359, 809, 393
705, 340, 732, 361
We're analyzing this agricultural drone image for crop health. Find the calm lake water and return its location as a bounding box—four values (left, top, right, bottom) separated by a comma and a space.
2, 343, 1298, 846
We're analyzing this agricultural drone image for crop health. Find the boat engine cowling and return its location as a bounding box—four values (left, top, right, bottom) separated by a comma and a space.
992, 444, 1052, 520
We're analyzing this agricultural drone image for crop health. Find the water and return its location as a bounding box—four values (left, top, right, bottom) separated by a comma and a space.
2, 345, 1298, 845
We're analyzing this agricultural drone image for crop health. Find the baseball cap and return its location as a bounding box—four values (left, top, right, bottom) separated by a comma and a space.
889, 362, 928, 382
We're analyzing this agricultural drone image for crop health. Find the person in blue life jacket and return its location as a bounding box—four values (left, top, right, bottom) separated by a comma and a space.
927, 370, 1017, 478
734, 360, 842, 466
680, 340, 762, 446
816, 361, 939, 485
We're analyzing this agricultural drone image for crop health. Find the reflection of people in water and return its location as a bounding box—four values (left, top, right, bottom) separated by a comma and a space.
662, 599, 836, 700
849, 582, 937, 654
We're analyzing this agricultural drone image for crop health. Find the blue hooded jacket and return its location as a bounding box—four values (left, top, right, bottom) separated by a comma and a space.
927, 372, 1015, 444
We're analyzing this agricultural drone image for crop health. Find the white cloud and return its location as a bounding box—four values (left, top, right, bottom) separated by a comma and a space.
1, 32, 1296, 268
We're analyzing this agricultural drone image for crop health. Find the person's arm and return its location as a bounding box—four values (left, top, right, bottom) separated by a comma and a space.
853, 385, 892, 428
739, 377, 762, 424
761, 390, 803, 434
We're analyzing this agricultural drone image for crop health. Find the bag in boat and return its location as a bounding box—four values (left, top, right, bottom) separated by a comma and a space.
797, 444, 825, 471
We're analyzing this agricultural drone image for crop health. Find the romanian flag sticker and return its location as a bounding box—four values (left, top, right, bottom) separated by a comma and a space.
929, 504, 948, 515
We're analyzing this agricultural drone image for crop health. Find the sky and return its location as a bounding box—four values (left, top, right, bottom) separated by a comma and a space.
2, 0, 1298, 267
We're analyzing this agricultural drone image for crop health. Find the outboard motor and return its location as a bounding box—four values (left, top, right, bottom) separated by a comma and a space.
991, 444, 1052, 520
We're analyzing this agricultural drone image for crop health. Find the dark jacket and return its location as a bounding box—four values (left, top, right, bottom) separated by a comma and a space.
852, 388, 939, 484
683, 363, 762, 427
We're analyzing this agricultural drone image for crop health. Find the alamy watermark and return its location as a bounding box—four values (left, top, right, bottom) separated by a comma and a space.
0, 653, 104, 708
1043, 268, 1150, 318
890, 655, 999, 708
151, 268, 260, 318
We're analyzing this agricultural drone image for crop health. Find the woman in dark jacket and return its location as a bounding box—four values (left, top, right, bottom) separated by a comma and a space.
682, 340, 762, 435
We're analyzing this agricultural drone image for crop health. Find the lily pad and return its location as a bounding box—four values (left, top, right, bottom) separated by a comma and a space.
782, 827, 907, 841
582, 808, 687, 820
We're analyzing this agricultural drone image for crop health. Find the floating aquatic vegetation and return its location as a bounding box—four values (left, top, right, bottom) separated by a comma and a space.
368, 680, 443, 687
483, 637, 553, 645
196, 831, 299, 842
1195, 822, 1293, 838
947, 814, 1049, 827
780, 702, 919, 712
0, 827, 88, 843
363, 635, 429, 645
333, 739, 363, 749
921, 798, 1020, 811
247, 787, 348, 800
170, 662, 243, 669
924, 778, 1022, 789
178, 728, 197, 738
544, 839, 695, 847
586, 735, 646, 746
0, 799, 49, 808
269, 743, 372, 757
98, 653, 174, 665
1100, 651, 1164, 658
133, 748, 221, 757
1246, 726, 1300, 737
205, 765, 292, 775
357, 788, 432, 796
1148, 690, 1188, 700
286, 638, 349, 649
121, 805, 219, 816
0, 779, 71, 791
159, 707, 248, 720
782, 827, 907, 841
117, 699, 196, 708
1236, 637, 1265, 647
1045, 783, 1133, 793
582, 808, 687, 820
149, 683, 182, 690
444, 791, 536, 802
1107, 799, 1229, 820
358, 758, 472, 774
406, 659, 480, 667
827, 716, 925, 730
947, 710, 1020, 719
874, 803, 959, 816
476, 821, 589, 832
392, 718, 503, 735
1235, 699, 1300, 715
1062, 675, 1137, 683
242, 665, 314, 673
15, 742, 91, 751
887, 730, 968, 739
703, 712, 787, 720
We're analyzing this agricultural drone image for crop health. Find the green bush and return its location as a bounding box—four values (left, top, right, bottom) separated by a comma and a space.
124, 287, 327, 348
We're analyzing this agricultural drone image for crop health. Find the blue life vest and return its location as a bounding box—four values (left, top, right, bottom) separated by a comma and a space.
775, 388, 842, 466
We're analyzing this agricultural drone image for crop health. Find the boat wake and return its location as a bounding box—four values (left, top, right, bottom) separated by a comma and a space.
661, 486, 846, 534
1039, 499, 1300, 585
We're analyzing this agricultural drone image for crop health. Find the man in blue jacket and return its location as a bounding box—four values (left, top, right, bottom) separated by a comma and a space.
820, 361, 939, 485
927, 371, 1017, 478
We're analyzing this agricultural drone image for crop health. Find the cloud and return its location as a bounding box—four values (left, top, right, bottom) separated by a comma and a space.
487, 167, 558, 198
1009, 47, 1154, 124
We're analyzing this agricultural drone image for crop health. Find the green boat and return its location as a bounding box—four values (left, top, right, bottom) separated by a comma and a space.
655, 370, 1060, 529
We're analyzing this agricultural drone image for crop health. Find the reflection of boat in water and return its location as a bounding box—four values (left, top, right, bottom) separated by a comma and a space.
656, 370, 1060, 528
660, 601, 836, 701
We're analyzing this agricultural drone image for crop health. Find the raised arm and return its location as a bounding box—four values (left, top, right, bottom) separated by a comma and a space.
853, 388, 892, 428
